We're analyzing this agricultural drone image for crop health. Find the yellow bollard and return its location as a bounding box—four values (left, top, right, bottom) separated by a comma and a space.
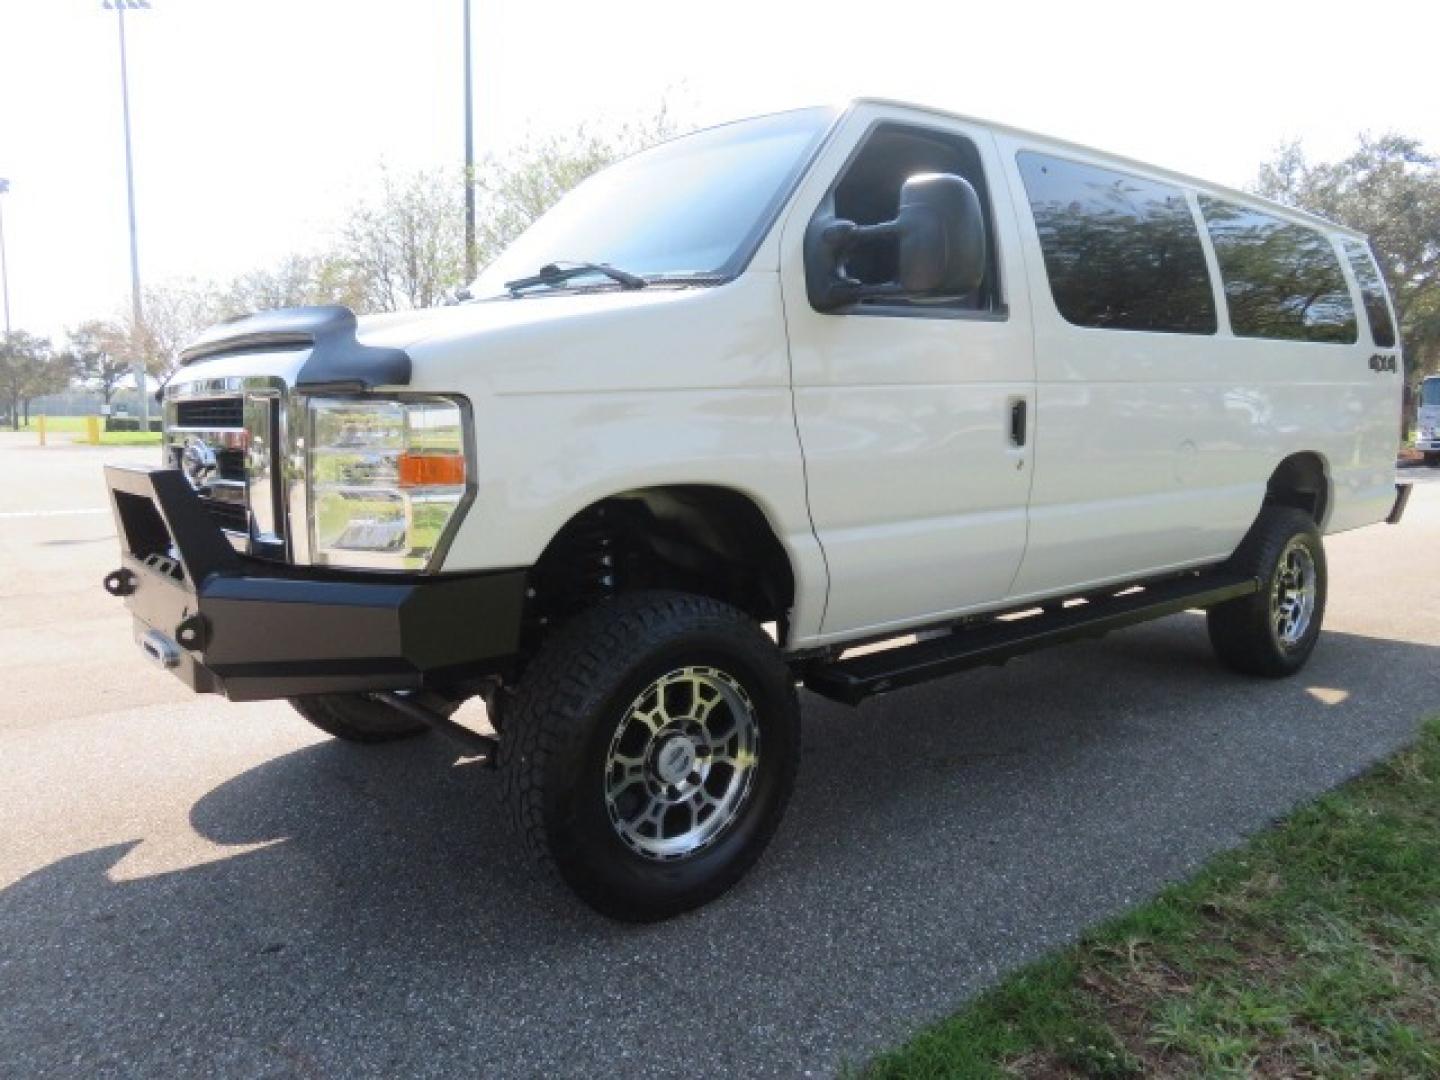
37, 415, 46, 446
86, 416, 101, 446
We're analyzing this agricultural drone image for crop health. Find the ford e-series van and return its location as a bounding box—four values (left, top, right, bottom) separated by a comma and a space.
104, 100, 1409, 919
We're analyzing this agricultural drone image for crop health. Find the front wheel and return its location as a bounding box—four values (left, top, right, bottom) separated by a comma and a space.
499, 591, 800, 921
1207, 506, 1327, 678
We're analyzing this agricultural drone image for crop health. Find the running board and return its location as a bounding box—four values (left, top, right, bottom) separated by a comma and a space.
802, 571, 1260, 706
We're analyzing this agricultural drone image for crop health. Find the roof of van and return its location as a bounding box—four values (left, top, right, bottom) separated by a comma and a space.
848, 98, 1366, 241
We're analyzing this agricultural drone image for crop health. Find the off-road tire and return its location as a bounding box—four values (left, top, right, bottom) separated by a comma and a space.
1207, 506, 1326, 678
499, 591, 800, 922
289, 694, 430, 743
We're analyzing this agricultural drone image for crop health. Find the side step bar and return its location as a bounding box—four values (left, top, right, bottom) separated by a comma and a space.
802, 571, 1260, 706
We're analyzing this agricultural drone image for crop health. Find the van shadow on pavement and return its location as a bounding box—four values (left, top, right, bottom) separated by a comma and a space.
3, 619, 1438, 1077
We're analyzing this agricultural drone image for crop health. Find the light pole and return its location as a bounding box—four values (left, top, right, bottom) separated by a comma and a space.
104, 0, 150, 429
0, 178, 11, 339
462, 0, 477, 282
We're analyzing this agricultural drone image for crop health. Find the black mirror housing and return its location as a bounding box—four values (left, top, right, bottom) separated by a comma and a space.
805, 171, 987, 311
894, 173, 986, 296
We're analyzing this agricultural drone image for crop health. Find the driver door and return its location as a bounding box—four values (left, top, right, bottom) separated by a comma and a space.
778, 106, 1036, 643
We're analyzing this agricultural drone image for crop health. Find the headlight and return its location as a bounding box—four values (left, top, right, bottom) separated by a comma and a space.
307, 396, 470, 570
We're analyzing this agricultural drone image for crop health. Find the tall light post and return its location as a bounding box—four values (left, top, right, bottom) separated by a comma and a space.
462, 0, 477, 282
104, 0, 150, 428
0, 178, 11, 339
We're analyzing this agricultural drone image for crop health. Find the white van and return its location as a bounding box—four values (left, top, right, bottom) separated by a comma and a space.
1419, 375, 1440, 463
104, 99, 1410, 919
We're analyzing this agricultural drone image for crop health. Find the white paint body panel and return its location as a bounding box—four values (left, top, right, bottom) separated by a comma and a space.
991, 131, 1399, 598
777, 106, 1036, 639
382, 277, 831, 644
166, 100, 1403, 655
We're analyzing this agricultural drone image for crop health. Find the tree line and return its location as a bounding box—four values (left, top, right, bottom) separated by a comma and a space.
2, 121, 1437, 430
0, 111, 674, 428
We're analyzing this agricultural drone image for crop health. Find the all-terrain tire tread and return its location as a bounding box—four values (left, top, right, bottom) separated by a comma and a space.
288, 695, 429, 743
497, 591, 796, 882
1206, 505, 1326, 678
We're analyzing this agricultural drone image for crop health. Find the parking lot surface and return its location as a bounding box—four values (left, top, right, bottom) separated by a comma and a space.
2, 433, 1437, 1077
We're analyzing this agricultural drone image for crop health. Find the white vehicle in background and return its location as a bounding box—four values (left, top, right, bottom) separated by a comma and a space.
103, 99, 1410, 920
1419, 375, 1440, 464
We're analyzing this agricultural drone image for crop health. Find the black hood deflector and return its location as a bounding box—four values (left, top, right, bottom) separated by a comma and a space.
179, 306, 411, 392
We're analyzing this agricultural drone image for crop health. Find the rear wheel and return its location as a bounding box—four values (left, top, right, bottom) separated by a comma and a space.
499, 591, 799, 921
1207, 506, 1326, 678
289, 694, 430, 743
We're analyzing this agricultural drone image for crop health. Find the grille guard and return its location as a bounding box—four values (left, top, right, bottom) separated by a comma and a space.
103, 465, 525, 701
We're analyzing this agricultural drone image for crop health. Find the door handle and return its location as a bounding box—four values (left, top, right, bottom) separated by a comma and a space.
1010, 398, 1028, 447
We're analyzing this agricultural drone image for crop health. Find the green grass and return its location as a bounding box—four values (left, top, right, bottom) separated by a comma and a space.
14, 416, 161, 445
865, 716, 1440, 1079
35, 415, 91, 432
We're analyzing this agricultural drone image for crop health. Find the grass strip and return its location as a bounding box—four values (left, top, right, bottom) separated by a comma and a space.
866, 716, 1440, 1078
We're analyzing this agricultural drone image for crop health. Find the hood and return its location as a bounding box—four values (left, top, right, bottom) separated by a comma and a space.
355, 288, 699, 355
171, 274, 781, 398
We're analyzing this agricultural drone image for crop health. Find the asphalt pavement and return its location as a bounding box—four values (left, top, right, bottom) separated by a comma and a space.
2, 432, 1438, 1078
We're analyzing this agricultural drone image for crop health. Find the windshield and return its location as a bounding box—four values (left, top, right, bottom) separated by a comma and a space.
1423, 378, 1440, 409
473, 107, 837, 296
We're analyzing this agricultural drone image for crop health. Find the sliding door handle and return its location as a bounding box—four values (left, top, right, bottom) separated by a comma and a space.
1009, 398, 1028, 447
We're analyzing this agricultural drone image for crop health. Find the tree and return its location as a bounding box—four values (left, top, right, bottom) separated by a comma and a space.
114, 281, 222, 392
1254, 134, 1440, 415
65, 319, 132, 408
21, 351, 69, 426
339, 167, 468, 313
219, 252, 366, 319
0, 332, 61, 430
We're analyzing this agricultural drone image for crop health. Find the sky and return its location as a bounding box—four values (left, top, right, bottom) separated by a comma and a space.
1, 0, 1438, 342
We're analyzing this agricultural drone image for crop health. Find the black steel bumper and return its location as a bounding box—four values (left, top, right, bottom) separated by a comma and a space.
103, 465, 526, 701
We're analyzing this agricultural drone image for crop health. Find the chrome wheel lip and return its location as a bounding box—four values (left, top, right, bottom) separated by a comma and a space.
1270, 538, 1318, 649
603, 665, 761, 862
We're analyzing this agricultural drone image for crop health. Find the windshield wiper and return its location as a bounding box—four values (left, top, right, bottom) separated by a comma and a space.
504, 261, 647, 295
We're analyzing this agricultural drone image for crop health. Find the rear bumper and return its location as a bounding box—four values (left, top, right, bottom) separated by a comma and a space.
103, 465, 526, 701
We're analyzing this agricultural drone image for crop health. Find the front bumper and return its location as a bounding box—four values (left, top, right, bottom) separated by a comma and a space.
103, 465, 525, 701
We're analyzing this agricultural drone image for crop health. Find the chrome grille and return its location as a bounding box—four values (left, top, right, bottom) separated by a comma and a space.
175, 397, 244, 429
164, 377, 288, 559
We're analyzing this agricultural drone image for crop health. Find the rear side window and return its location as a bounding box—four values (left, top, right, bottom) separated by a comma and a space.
1198, 197, 1357, 344
1016, 152, 1216, 334
1342, 240, 1397, 347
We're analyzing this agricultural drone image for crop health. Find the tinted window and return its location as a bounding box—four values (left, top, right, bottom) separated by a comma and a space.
1017, 152, 1215, 334
1424, 379, 1440, 408
1342, 240, 1396, 347
1199, 197, 1357, 343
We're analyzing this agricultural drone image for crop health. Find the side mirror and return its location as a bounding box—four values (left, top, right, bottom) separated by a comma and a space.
805, 172, 987, 311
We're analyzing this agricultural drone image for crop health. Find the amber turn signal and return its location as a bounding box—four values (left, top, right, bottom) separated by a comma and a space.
397, 452, 466, 488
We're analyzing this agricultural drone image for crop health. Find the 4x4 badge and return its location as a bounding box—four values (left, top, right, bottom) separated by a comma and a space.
1369, 353, 1398, 373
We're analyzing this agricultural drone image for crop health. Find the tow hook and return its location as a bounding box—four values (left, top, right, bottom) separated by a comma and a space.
175, 614, 208, 651
103, 568, 137, 597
